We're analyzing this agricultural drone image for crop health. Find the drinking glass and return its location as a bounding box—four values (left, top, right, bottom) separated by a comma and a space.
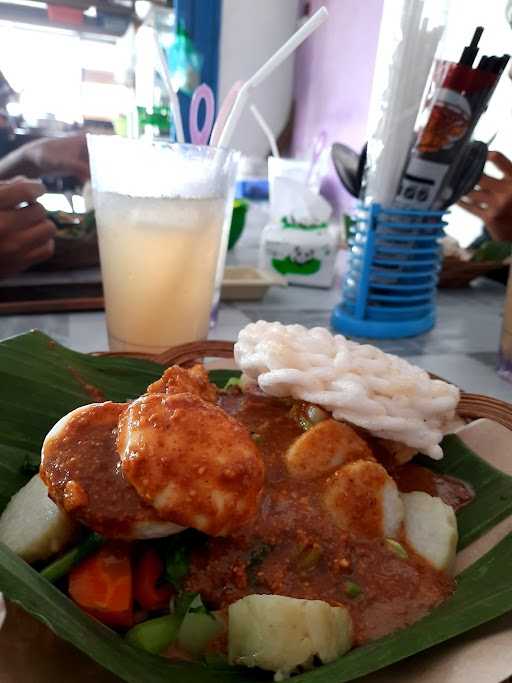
87, 135, 239, 353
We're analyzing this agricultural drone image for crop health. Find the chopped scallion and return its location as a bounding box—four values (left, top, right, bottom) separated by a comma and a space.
344, 580, 362, 598
386, 538, 408, 560
223, 377, 242, 390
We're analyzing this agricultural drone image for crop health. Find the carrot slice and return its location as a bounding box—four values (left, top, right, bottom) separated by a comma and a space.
68, 543, 133, 622
134, 547, 173, 611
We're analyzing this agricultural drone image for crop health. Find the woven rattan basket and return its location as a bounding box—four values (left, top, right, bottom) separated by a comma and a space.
99, 340, 512, 431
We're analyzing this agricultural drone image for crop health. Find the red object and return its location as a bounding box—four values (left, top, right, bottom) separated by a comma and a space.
134, 547, 173, 611
47, 5, 84, 25
68, 543, 133, 627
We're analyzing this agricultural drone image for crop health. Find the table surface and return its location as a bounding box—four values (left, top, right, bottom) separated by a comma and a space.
0, 202, 510, 400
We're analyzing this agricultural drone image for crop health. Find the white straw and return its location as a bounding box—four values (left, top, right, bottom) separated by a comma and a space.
363, 0, 444, 205
217, 7, 328, 148
250, 104, 280, 157
153, 32, 185, 144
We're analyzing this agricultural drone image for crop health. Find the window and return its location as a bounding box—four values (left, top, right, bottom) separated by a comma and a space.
0, 21, 133, 124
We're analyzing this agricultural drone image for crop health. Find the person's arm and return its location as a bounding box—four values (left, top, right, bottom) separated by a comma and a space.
0, 177, 56, 278
0, 134, 90, 183
458, 151, 512, 242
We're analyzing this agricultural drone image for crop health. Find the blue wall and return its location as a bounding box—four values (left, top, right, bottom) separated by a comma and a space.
174, 0, 222, 142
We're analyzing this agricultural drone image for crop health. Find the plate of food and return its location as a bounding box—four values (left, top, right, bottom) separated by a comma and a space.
32, 210, 99, 271
0, 323, 511, 683
438, 236, 512, 288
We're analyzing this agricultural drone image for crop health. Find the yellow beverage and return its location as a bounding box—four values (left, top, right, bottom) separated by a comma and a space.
95, 192, 227, 353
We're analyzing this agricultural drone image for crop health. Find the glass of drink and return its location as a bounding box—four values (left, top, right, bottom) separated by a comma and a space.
87, 136, 239, 353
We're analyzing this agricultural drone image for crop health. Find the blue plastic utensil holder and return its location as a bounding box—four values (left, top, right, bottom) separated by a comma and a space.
331, 203, 447, 339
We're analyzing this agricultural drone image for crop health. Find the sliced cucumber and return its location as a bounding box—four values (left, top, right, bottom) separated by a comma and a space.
178, 611, 224, 657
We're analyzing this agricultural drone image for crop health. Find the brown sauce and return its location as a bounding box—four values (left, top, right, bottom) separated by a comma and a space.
392, 464, 474, 511
185, 391, 462, 645
41, 402, 165, 538
67, 367, 106, 403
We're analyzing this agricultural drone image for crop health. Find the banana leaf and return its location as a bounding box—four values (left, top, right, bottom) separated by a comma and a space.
0, 330, 511, 683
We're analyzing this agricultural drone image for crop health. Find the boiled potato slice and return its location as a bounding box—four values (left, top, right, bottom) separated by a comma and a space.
402, 491, 458, 572
0, 474, 76, 562
285, 419, 374, 480
228, 594, 352, 680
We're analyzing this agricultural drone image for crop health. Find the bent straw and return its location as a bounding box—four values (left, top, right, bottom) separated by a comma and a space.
250, 104, 280, 157
217, 6, 328, 148
210, 80, 244, 146
152, 31, 185, 144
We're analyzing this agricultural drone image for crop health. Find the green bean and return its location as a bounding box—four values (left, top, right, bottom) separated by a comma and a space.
125, 614, 182, 654
40, 532, 104, 583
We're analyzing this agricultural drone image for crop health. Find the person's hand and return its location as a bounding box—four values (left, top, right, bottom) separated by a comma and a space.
22, 134, 90, 182
0, 177, 56, 278
458, 151, 512, 241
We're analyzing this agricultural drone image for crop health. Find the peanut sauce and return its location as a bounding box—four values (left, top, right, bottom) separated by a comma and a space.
185, 391, 470, 645
41, 402, 165, 538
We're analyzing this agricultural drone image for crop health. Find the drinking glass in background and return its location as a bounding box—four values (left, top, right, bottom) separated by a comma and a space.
87, 135, 239, 353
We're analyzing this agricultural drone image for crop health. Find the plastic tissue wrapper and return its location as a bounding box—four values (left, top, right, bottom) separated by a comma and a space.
260, 176, 339, 288
269, 177, 331, 225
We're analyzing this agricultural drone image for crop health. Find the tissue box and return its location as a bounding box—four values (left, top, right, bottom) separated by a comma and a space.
259, 222, 339, 288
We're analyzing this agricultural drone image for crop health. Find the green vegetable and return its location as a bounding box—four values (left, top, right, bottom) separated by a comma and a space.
296, 546, 322, 571
163, 530, 204, 589
250, 432, 263, 443
178, 595, 223, 657
125, 592, 198, 655
40, 533, 104, 583
223, 376, 242, 390
344, 580, 362, 599
306, 405, 328, 424
165, 545, 188, 588
125, 613, 183, 655
385, 539, 408, 560
298, 416, 313, 431
208, 369, 241, 389
174, 591, 200, 618
471, 240, 512, 263
1, 335, 512, 682
247, 542, 271, 583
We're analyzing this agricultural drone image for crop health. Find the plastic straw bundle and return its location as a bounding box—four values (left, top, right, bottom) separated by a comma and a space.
363, 0, 446, 206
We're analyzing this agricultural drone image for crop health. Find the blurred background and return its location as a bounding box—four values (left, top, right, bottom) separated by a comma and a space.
0, 0, 510, 237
